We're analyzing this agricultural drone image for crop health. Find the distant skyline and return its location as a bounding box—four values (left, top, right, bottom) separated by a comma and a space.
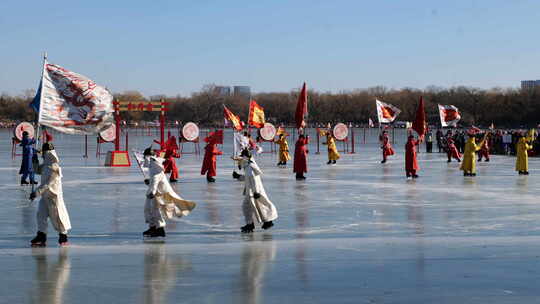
1, 1, 539, 97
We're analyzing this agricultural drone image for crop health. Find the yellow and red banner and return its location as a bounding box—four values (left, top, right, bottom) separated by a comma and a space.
248, 100, 265, 128
223, 105, 244, 131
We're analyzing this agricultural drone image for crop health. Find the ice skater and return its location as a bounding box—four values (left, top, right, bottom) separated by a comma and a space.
323, 131, 340, 165
29, 143, 71, 246
405, 134, 422, 178
201, 132, 223, 183
293, 134, 309, 180
380, 130, 394, 164
444, 132, 461, 163
234, 149, 278, 233
477, 133, 490, 162
516, 131, 533, 175
19, 131, 37, 185
274, 133, 290, 167
162, 136, 180, 182
144, 152, 196, 239
460, 131, 487, 176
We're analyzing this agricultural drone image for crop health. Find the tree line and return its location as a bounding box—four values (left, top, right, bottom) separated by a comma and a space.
1, 84, 539, 128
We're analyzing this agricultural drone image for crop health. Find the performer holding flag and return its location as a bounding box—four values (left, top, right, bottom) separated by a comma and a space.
375, 99, 400, 163
405, 97, 426, 178
28, 54, 114, 246
294, 82, 309, 179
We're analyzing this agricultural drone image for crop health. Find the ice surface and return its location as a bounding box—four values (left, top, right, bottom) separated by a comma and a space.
1, 128, 540, 303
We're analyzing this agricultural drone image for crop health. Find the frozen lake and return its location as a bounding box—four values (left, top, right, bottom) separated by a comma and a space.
1, 128, 540, 303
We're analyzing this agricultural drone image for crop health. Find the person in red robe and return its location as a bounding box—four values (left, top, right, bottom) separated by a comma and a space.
293, 134, 309, 180
201, 136, 223, 183
162, 136, 180, 182
478, 133, 490, 162
445, 132, 461, 162
380, 131, 394, 164
405, 135, 422, 178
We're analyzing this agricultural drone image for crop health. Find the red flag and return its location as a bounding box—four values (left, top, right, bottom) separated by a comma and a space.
248, 100, 265, 128
295, 82, 308, 129
412, 96, 426, 138
204, 129, 224, 144
223, 105, 243, 131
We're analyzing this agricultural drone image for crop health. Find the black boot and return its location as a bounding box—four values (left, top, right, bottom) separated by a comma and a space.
21, 180, 29, 185
327, 160, 332, 165
524, 171, 530, 175
232, 171, 242, 179
169, 178, 178, 183
295, 174, 306, 180
149, 227, 166, 238
381, 159, 386, 164
58, 233, 68, 246
262, 221, 274, 230
30, 181, 38, 185
143, 226, 156, 237
155, 227, 166, 237
207, 176, 216, 183
412, 174, 419, 178
241, 223, 255, 233
31, 231, 47, 247
333, 160, 337, 164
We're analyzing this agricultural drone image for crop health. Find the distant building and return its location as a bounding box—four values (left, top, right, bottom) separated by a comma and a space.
214, 86, 231, 96
233, 86, 251, 97
521, 80, 540, 90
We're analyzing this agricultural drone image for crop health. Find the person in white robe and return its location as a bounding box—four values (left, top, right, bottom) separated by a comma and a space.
143, 154, 196, 238
30, 143, 71, 246
234, 149, 278, 233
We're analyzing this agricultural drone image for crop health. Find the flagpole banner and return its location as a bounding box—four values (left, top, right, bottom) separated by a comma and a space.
375, 99, 401, 124
438, 104, 461, 127
295, 82, 308, 129
223, 105, 244, 131
38, 61, 114, 134
248, 100, 265, 128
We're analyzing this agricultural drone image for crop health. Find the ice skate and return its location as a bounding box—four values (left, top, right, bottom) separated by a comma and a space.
206, 176, 216, 183
145, 227, 166, 241
58, 233, 69, 246
143, 226, 156, 237
327, 160, 332, 165
232, 171, 242, 179
412, 174, 419, 178
241, 223, 255, 233
30, 232, 47, 247
261, 221, 274, 230
169, 178, 178, 183
20, 180, 29, 185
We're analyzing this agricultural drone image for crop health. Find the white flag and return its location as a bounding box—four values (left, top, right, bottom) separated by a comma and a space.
376, 99, 401, 124
38, 60, 114, 134
438, 104, 461, 127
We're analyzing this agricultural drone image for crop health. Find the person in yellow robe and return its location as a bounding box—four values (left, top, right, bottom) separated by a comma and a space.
516, 131, 534, 175
460, 132, 487, 176
323, 131, 340, 165
274, 134, 290, 167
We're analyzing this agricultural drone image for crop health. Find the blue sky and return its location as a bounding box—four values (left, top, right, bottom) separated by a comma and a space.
1, 0, 539, 96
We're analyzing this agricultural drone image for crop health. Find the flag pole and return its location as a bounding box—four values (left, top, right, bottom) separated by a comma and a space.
31, 52, 47, 198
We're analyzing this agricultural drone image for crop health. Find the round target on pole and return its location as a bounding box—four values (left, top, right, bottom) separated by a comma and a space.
182, 122, 199, 142
260, 123, 277, 141
99, 124, 117, 142
14, 122, 35, 141
333, 123, 348, 141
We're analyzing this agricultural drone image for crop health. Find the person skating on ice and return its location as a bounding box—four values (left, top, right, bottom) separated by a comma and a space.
380, 130, 394, 164
274, 133, 290, 167
405, 134, 422, 178
293, 134, 309, 180
233, 149, 278, 233
201, 131, 223, 183
30, 143, 71, 246
460, 130, 487, 176
323, 131, 340, 165
444, 130, 461, 163
143, 152, 196, 238
516, 131, 534, 175
19, 131, 37, 185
